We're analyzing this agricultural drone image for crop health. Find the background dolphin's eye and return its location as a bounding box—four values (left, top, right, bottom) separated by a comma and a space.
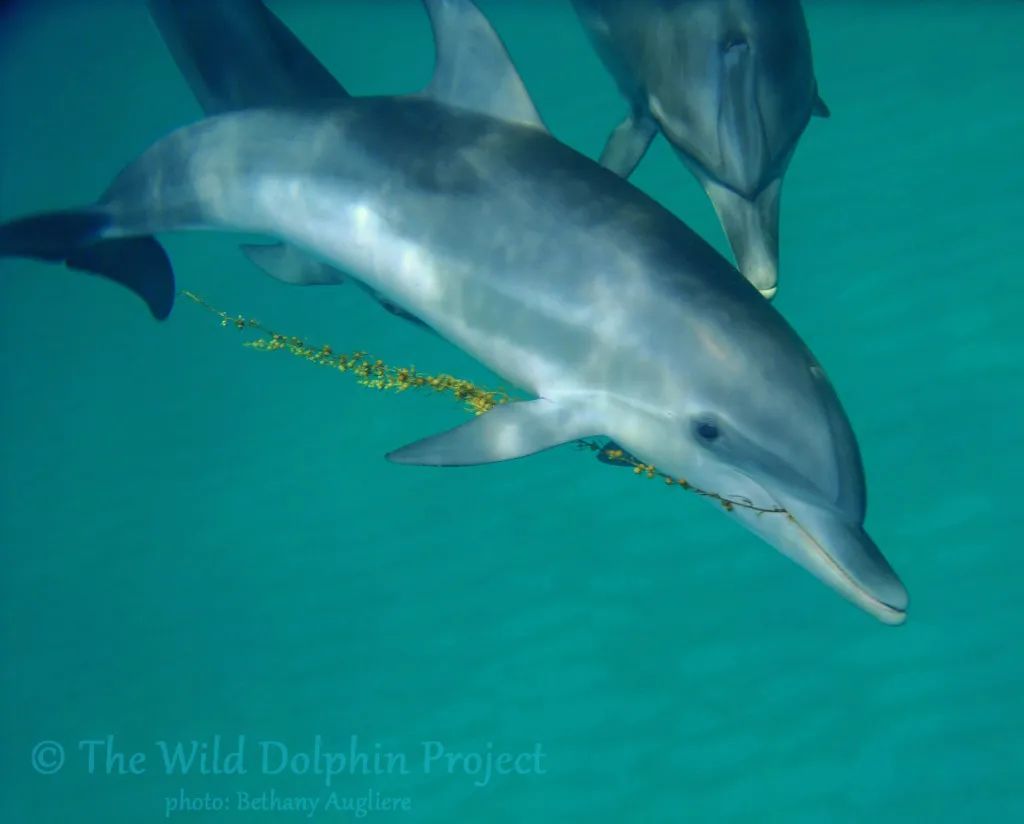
694, 418, 721, 442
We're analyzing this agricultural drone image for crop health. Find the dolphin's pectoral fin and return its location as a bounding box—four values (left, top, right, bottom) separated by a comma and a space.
703, 176, 782, 300
598, 114, 658, 178
812, 93, 831, 119
421, 0, 547, 131
0, 210, 175, 320
386, 398, 597, 466
240, 242, 347, 286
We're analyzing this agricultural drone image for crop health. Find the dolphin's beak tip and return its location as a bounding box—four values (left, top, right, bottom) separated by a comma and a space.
867, 581, 909, 626
770, 502, 911, 627
876, 605, 908, 627
868, 564, 910, 626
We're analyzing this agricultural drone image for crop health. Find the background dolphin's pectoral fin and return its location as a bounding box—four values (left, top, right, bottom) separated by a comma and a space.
242, 242, 433, 331
375, 298, 433, 330
244, 242, 433, 330
421, 0, 547, 131
812, 93, 831, 119
386, 398, 597, 466
598, 114, 658, 178
0, 210, 175, 320
240, 242, 347, 285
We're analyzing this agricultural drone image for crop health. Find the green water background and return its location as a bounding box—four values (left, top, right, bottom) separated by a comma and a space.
1, 1, 1022, 820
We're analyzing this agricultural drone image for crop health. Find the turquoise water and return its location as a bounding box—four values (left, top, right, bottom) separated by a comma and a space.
2, 1, 1022, 821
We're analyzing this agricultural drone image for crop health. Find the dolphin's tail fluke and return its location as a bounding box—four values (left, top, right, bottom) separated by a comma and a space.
0, 210, 175, 320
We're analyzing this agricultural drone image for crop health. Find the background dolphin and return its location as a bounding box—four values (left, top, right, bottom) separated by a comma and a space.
0, 0, 905, 623
146, 0, 342, 112
572, 0, 830, 299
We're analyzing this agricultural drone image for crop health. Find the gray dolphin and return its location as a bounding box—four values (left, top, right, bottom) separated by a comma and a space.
147, 0, 426, 328
0, 0, 906, 623
573, 0, 830, 299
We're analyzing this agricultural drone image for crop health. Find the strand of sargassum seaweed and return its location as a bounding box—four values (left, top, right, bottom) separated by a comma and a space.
183, 290, 785, 516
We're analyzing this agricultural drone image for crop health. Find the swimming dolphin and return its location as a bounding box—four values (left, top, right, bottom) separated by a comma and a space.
147, 0, 426, 328
0, 0, 906, 623
572, 0, 830, 299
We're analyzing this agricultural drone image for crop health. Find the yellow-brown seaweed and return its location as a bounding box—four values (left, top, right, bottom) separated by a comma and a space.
182, 290, 784, 515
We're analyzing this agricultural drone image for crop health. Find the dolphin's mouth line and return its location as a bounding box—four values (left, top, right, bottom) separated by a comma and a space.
779, 506, 906, 624
720, 474, 906, 625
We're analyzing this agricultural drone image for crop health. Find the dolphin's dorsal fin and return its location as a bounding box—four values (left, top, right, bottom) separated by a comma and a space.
421, 0, 547, 131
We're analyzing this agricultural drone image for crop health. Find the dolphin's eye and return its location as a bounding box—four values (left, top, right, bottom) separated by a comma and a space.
693, 418, 721, 442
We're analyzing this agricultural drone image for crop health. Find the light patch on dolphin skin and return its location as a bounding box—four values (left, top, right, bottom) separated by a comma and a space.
186, 122, 254, 223
503, 275, 611, 335
269, 191, 445, 313
458, 327, 567, 395
400, 248, 428, 280
345, 202, 443, 305
692, 320, 740, 369
191, 169, 229, 220
353, 203, 373, 232
585, 287, 635, 346
493, 418, 536, 459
